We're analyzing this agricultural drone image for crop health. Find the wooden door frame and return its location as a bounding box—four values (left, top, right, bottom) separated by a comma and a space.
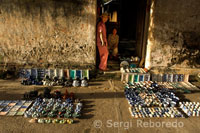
139, 0, 152, 67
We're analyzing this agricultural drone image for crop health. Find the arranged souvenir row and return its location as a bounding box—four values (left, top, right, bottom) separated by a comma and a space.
120, 68, 148, 74
24, 97, 82, 118
126, 81, 198, 90
29, 118, 74, 124
0, 100, 33, 116
19, 69, 89, 80
151, 74, 189, 82
179, 102, 200, 117
21, 76, 88, 87
123, 81, 197, 95
157, 82, 199, 91
121, 73, 189, 83
23, 88, 74, 100
119, 57, 140, 69
119, 56, 140, 62
124, 82, 179, 107
121, 73, 151, 83
129, 106, 184, 118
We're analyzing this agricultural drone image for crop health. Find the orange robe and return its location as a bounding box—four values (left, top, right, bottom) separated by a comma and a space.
97, 21, 109, 70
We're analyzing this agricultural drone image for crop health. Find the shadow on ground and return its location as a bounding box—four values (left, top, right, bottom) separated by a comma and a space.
75, 91, 124, 99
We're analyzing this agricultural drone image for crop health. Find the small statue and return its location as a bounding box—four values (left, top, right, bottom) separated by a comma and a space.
64, 78, 73, 87
72, 77, 80, 87
81, 77, 88, 87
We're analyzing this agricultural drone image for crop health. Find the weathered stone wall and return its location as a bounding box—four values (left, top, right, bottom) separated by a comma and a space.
0, 0, 96, 69
146, 0, 200, 69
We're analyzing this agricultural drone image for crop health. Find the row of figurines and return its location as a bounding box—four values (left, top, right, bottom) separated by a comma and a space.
125, 81, 198, 91
23, 88, 75, 100
19, 68, 89, 81
129, 107, 184, 118
121, 73, 189, 83
29, 118, 74, 124
125, 83, 179, 107
179, 102, 200, 117
124, 81, 194, 92
121, 73, 151, 83
156, 82, 198, 91
21, 75, 89, 87
120, 68, 148, 74
24, 98, 82, 118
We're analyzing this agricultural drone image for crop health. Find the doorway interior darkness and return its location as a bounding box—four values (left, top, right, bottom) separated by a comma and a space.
101, 0, 149, 61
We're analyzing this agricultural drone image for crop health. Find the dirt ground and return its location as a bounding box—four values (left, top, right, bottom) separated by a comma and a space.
0, 78, 200, 133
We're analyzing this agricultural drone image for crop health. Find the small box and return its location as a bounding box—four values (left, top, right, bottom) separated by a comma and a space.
157, 74, 163, 82
31, 68, 38, 79
128, 74, 134, 83
69, 69, 76, 79
82, 70, 89, 80
163, 74, 168, 82
151, 74, 158, 82
168, 74, 173, 82
15, 111, 24, 116
139, 74, 144, 82
134, 74, 139, 82
7, 111, 16, 116
173, 74, 179, 82
76, 70, 82, 79
144, 74, 150, 81
178, 74, 184, 82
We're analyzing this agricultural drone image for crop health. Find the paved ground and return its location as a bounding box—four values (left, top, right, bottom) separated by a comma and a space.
0, 78, 200, 133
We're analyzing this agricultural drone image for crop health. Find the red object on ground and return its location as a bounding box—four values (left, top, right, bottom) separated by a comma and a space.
69, 92, 74, 100
144, 68, 149, 73
63, 89, 69, 99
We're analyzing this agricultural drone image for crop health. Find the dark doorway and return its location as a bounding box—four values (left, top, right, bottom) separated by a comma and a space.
120, 0, 138, 41
97, 0, 150, 69
106, 0, 148, 57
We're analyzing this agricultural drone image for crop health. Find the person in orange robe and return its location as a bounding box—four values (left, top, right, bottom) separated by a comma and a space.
97, 13, 109, 71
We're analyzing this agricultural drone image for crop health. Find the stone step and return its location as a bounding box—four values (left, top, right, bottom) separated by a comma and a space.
108, 64, 119, 67
90, 69, 121, 81
98, 70, 121, 80
107, 61, 120, 71
103, 70, 121, 74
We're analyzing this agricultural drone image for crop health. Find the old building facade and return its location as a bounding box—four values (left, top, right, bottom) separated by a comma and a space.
0, 0, 199, 73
